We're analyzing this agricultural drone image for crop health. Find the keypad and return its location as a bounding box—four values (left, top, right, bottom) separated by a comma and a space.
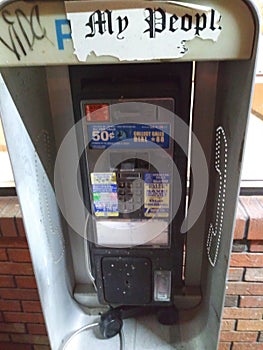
117, 172, 143, 216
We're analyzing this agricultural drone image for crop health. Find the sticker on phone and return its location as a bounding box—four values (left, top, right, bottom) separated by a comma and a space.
84, 103, 110, 122
90, 173, 119, 217
144, 173, 170, 218
87, 123, 170, 149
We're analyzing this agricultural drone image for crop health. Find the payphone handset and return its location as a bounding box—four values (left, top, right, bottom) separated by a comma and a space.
81, 99, 183, 306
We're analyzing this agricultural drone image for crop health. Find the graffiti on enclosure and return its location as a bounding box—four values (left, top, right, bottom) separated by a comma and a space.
0, 5, 48, 60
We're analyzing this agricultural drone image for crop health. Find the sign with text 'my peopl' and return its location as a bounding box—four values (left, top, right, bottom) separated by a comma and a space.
65, 1, 222, 62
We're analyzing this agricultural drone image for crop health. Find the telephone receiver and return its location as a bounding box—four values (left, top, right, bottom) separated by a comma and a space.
99, 305, 178, 339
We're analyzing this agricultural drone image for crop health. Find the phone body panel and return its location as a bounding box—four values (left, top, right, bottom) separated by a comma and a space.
69, 62, 192, 306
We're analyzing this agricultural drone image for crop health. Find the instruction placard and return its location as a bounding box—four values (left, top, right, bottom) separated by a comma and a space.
144, 173, 170, 218
88, 123, 170, 149
90, 173, 119, 217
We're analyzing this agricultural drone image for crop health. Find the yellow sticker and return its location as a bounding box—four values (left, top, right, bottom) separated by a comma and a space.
91, 172, 117, 185
144, 173, 170, 218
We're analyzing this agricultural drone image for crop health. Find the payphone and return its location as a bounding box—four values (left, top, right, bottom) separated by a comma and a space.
0, 0, 260, 348
83, 99, 177, 306
69, 63, 191, 309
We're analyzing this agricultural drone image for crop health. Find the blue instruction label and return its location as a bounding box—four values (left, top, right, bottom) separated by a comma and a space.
87, 123, 170, 149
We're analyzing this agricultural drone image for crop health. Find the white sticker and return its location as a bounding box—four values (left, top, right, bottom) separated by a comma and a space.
66, 5, 222, 62
91, 172, 119, 217
96, 220, 169, 247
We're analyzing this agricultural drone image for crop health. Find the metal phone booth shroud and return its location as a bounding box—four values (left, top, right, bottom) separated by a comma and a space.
0, 0, 260, 349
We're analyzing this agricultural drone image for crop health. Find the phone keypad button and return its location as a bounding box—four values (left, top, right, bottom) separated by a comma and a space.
117, 173, 144, 217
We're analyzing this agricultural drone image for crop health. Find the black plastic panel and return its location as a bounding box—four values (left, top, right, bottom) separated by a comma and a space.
102, 257, 152, 304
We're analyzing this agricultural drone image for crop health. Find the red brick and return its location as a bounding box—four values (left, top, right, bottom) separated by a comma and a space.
232, 343, 263, 350
0, 275, 15, 287
27, 324, 47, 335
4, 312, 44, 324
0, 322, 26, 333
33, 346, 50, 350
15, 276, 37, 289
0, 262, 33, 275
223, 307, 263, 319
218, 342, 231, 350
250, 241, 263, 252
245, 268, 263, 282
237, 320, 263, 331
0, 334, 10, 341
230, 253, 263, 267
15, 214, 26, 237
0, 218, 17, 237
0, 288, 39, 301
221, 320, 236, 331
7, 249, 31, 263
227, 268, 244, 281
220, 331, 258, 342
240, 197, 263, 240
0, 343, 32, 350
11, 334, 49, 345
0, 237, 28, 248
22, 301, 42, 313
226, 282, 263, 295
0, 300, 21, 312
240, 296, 263, 307
0, 249, 7, 261
233, 201, 248, 239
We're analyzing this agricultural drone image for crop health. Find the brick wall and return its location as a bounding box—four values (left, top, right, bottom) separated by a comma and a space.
219, 196, 263, 350
0, 197, 49, 350
0, 196, 263, 350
